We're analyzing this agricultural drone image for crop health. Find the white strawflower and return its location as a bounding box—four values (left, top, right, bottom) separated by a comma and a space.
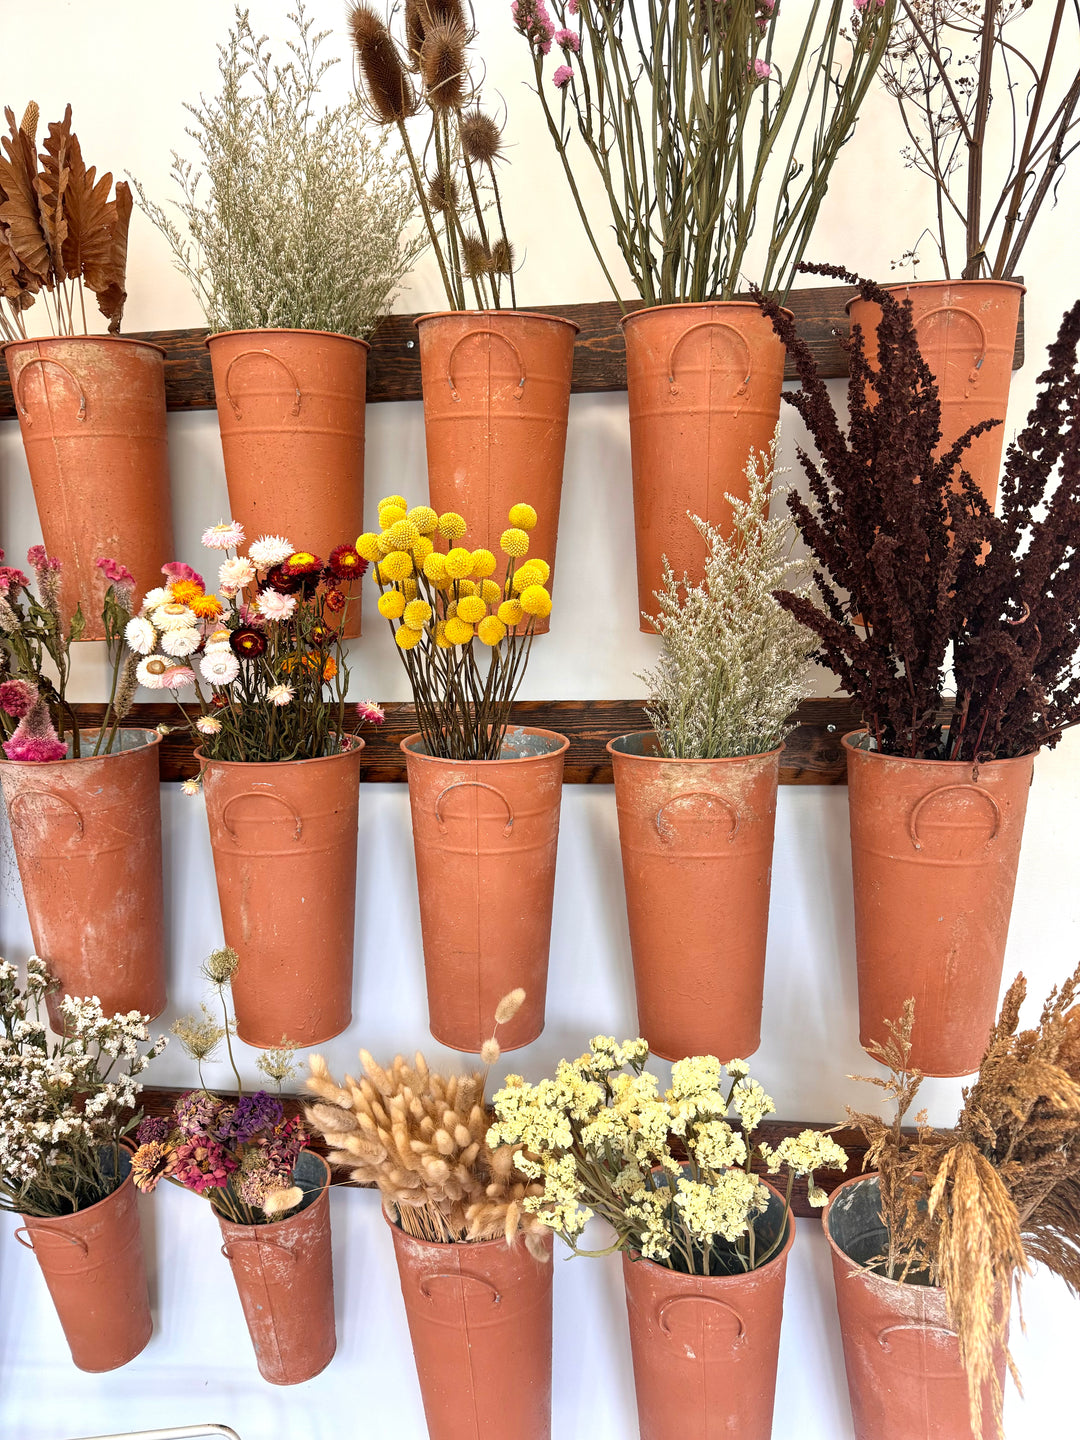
160, 626, 201, 658
200, 651, 240, 686
248, 535, 293, 569
202, 521, 245, 550
255, 589, 297, 621
124, 615, 157, 655
181, 778, 202, 796
140, 586, 171, 612
152, 602, 197, 631
219, 557, 256, 593
136, 658, 169, 690
195, 715, 223, 735
267, 683, 294, 707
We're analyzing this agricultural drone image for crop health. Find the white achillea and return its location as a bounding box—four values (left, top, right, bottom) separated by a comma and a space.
640, 429, 814, 758
488, 1040, 845, 1276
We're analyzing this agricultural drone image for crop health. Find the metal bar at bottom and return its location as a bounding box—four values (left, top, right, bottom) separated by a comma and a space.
64, 1427, 242, 1440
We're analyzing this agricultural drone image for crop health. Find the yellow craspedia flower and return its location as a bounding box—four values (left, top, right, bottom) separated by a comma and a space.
412, 535, 434, 561
387, 518, 420, 552
381, 551, 414, 582
457, 595, 487, 624
438, 511, 467, 541
395, 625, 421, 650
498, 598, 524, 627
379, 494, 407, 511
470, 548, 497, 578
529, 558, 551, 584
403, 599, 432, 631
356, 532, 382, 562
456, 578, 478, 597
512, 561, 545, 594
445, 600, 458, 619
500, 527, 530, 557
378, 504, 407, 529
408, 505, 438, 534
477, 615, 507, 646
444, 617, 474, 645
519, 583, 552, 618
423, 552, 448, 585
480, 578, 502, 606
508, 502, 537, 531
402, 578, 419, 600
376, 531, 395, 555
445, 546, 473, 580
435, 621, 452, 649
378, 589, 406, 619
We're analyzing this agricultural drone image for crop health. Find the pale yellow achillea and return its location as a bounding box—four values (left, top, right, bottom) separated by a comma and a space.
408, 505, 439, 534
508, 503, 537, 531
470, 548, 497, 578
438, 511, 467, 540
498, 599, 524, 627
478, 616, 507, 646
444, 617, 474, 645
395, 625, 421, 650
378, 590, 407, 619
356, 532, 382, 561
445, 547, 473, 580
403, 599, 433, 631
519, 584, 552, 618
500, 527, 530, 557
457, 596, 487, 624
381, 551, 414, 582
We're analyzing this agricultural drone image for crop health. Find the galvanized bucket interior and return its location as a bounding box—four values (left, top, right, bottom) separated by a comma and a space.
406, 726, 564, 761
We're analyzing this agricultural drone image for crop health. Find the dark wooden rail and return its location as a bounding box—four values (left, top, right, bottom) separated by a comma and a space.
0, 285, 1026, 419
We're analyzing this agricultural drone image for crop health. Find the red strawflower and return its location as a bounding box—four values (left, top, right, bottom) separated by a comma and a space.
327, 544, 367, 581
324, 587, 347, 614
265, 564, 302, 595
281, 550, 323, 577
230, 627, 268, 659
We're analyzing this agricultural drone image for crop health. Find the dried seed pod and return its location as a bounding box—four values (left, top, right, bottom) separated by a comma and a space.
349, 4, 417, 124
19, 101, 39, 145
461, 230, 492, 278
420, 16, 468, 111
490, 237, 515, 278
426, 168, 460, 216
460, 109, 503, 167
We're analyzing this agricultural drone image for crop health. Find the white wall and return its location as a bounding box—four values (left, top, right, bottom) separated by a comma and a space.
1, 3, 1078, 1437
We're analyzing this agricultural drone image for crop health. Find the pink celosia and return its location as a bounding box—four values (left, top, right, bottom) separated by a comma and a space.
161, 561, 206, 590
0, 679, 38, 718
96, 555, 135, 587
3, 699, 68, 763
356, 700, 386, 726
554, 28, 579, 52
0, 566, 30, 595
553, 64, 573, 88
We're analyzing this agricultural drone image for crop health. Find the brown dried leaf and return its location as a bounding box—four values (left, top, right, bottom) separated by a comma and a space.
35, 105, 72, 285
61, 134, 114, 293
92, 179, 131, 333
0, 107, 49, 282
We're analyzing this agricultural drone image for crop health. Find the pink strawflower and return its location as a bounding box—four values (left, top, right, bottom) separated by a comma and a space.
0, 566, 30, 595
0, 678, 38, 718
356, 700, 386, 726
96, 556, 135, 587
554, 28, 579, 52
161, 561, 206, 590
553, 64, 573, 88
512, 0, 555, 55
255, 589, 298, 622
201, 521, 246, 551
159, 666, 197, 690
3, 699, 68, 763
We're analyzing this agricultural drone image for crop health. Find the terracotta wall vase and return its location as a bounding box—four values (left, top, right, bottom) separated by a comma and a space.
207, 329, 369, 637
15, 1147, 152, 1372
217, 1151, 336, 1385
416, 310, 577, 636
3, 335, 175, 633
823, 1174, 1006, 1440
844, 732, 1033, 1076
608, 732, 781, 1060
388, 1217, 553, 1440
0, 728, 166, 1032
622, 301, 788, 630
198, 735, 363, 1047
401, 726, 568, 1053
622, 1177, 794, 1440
847, 280, 1024, 511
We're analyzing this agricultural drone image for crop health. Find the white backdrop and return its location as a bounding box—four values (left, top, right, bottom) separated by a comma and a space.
0, 2, 1078, 1436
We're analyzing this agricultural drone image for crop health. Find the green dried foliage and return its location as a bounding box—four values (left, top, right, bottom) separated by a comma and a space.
640, 432, 814, 759
130, 5, 423, 337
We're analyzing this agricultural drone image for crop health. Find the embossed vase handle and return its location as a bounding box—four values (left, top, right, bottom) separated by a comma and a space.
666, 321, 753, 398
657, 1293, 745, 1352
655, 790, 740, 843
220, 790, 304, 842
908, 783, 1001, 850
15, 357, 88, 424
434, 780, 515, 837
222, 349, 303, 420
7, 789, 84, 838
418, 1271, 502, 1305
444, 329, 526, 402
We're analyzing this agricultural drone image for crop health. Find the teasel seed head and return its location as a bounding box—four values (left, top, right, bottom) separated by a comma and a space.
420, 17, 469, 111
349, 4, 417, 123
460, 109, 504, 167
426, 168, 460, 216
490, 237, 516, 278
461, 230, 492, 278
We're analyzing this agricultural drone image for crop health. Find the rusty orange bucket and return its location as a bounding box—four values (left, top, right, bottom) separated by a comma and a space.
17, 1148, 152, 1372
824, 1174, 1006, 1440
217, 1151, 336, 1385
608, 733, 781, 1061
3, 335, 175, 633
0, 729, 166, 1031
847, 280, 1024, 511
622, 301, 788, 630
207, 329, 369, 636
416, 311, 577, 635
623, 1177, 794, 1440
401, 727, 568, 1053
388, 1217, 553, 1440
198, 736, 363, 1048
845, 732, 1034, 1076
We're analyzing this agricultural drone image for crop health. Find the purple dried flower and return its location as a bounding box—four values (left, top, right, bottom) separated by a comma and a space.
173, 1088, 227, 1139
135, 1115, 173, 1146
219, 1091, 284, 1145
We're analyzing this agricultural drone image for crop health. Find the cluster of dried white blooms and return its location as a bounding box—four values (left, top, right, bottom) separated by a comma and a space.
641, 429, 814, 759
0, 956, 167, 1218
488, 1043, 847, 1276
131, 4, 423, 338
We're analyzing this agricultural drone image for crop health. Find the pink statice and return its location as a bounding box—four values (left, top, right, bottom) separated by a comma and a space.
161, 560, 206, 590
512, 0, 555, 54
553, 64, 573, 88
0, 678, 38, 718
567, 0, 578, 12
554, 27, 579, 52
752, 58, 772, 80
3, 698, 68, 763
854, 0, 885, 8
356, 700, 386, 726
